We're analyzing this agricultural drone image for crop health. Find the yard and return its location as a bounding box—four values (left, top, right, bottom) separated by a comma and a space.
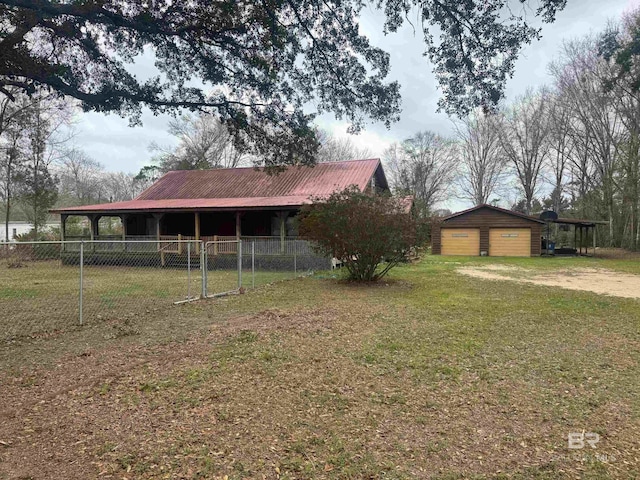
0, 259, 294, 340
1, 252, 639, 479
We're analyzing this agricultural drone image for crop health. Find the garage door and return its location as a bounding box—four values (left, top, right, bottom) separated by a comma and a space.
489, 228, 531, 257
441, 229, 480, 256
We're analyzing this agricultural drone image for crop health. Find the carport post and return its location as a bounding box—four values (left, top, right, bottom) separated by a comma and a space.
252, 241, 255, 289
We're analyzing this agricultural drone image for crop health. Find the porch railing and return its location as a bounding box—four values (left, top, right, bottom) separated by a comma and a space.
212, 236, 315, 256
60, 235, 317, 256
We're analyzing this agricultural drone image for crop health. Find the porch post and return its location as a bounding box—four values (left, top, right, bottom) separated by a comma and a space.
593, 225, 597, 255
60, 214, 67, 242
152, 213, 164, 251
279, 211, 286, 254
194, 211, 201, 253
579, 226, 583, 255
121, 214, 128, 240
121, 214, 128, 251
89, 214, 97, 240
235, 211, 242, 239
89, 215, 99, 253
60, 214, 67, 252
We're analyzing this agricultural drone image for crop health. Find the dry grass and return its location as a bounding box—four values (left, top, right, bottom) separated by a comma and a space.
1, 255, 639, 479
0, 260, 291, 340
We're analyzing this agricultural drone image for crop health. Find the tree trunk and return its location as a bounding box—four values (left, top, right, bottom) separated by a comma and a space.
4, 198, 9, 242
608, 203, 614, 247
3, 154, 13, 242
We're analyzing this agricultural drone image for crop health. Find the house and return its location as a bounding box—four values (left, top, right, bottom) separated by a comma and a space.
50, 159, 390, 247
1, 221, 60, 242
431, 204, 605, 257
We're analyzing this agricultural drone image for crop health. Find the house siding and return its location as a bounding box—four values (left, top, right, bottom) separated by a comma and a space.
432, 207, 542, 256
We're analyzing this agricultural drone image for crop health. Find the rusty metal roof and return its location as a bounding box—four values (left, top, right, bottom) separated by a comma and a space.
52, 159, 387, 214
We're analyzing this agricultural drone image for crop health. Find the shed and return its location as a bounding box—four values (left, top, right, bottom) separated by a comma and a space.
432, 204, 544, 257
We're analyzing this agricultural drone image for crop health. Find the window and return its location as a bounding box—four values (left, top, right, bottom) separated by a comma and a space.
501, 233, 519, 238
12, 228, 17, 239
452, 233, 468, 238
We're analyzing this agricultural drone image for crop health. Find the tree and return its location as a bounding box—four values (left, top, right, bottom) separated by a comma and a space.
498, 89, 551, 215
0, 112, 25, 241
19, 161, 58, 236
551, 37, 621, 242
315, 129, 373, 163
19, 95, 72, 235
57, 149, 105, 205
0, 88, 43, 240
598, 10, 640, 249
384, 131, 457, 216
0, 0, 567, 165
511, 197, 544, 215
454, 112, 505, 205
299, 187, 418, 281
546, 91, 574, 214
102, 172, 143, 202
149, 114, 251, 172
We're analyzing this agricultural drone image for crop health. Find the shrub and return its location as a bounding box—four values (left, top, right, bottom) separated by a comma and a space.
299, 187, 419, 281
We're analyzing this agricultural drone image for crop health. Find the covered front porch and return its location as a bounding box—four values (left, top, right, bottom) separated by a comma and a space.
59, 209, 301, 254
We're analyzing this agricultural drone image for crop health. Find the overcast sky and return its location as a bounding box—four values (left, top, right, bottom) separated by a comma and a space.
71, 0, 637, 208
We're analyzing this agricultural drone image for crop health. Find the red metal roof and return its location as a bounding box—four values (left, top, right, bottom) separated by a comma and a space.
52, 159, 387, 214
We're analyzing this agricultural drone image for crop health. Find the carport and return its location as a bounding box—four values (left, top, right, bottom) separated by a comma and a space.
543, 217, 609, 256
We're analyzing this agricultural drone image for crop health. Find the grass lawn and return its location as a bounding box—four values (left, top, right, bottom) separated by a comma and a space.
0, 260, 294, 340
0, 254, 639, 479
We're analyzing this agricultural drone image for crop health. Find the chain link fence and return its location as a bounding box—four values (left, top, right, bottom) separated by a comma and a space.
1, 238, 331, 342
1, 240, 220, 341
239, 238, 331, 290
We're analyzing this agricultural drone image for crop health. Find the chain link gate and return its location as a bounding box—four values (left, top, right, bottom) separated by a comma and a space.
203, 239, 242, 298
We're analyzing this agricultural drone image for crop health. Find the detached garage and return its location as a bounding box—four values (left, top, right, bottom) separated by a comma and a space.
432, 205, 543, 257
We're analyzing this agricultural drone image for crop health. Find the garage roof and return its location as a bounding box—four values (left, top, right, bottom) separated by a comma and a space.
442, 204, 545, 224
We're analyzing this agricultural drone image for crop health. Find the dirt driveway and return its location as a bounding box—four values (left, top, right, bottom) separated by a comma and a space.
457, 264, 640, 299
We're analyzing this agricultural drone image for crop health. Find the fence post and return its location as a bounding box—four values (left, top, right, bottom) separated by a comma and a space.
237, 240, 242, 290
201, 241, 206, 298
79, 241, 84, 326
293, 240, 297, 276
187, 241, 191, 299
252, 241, 255, 289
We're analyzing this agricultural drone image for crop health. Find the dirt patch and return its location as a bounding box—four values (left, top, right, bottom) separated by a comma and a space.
458, 265, 640, 299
